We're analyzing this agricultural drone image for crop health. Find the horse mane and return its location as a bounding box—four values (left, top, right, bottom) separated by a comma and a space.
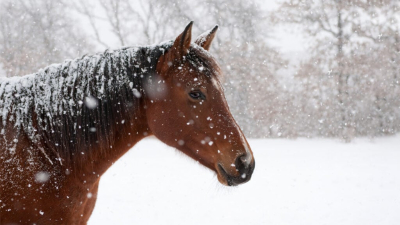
0, 41, 172, 165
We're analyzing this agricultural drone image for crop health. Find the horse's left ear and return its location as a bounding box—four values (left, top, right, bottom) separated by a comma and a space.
195, 25, 218, 51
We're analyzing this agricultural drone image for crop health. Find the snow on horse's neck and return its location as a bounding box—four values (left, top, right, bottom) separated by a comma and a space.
0, 42, 171, 170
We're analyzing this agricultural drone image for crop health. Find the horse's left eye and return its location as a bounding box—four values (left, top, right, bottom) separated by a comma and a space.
189, 91, 205, 100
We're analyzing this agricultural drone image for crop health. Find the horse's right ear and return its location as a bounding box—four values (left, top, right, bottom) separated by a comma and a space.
172, 21, 193, 59
157, 21, 193, 74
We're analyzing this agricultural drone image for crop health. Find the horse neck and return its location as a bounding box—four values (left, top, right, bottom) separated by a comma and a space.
75, 103, 151, 177
55, 47, 160, 176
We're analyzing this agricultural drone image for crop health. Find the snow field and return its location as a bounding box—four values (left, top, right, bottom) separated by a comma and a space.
89, 136, 400, 225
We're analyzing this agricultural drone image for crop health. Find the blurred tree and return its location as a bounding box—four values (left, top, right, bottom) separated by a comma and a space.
3, 0, 398, 139
0, 0, 92, 77
275, 0, 400, 139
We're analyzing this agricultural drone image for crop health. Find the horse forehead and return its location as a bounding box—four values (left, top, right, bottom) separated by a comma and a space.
180, 66, 222, 90
189, 73, 222, 93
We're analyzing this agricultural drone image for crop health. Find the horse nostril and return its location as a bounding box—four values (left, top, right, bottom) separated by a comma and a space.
234, 153, 255, 181
240, 155, 250, 166
235, 154, 250, 172
236, 154, 250, 168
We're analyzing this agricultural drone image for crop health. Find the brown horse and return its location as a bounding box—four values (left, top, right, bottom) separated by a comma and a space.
0, 22, 255, 224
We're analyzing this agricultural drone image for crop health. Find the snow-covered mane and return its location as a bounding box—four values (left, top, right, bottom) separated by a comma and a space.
0, 42, 172, 164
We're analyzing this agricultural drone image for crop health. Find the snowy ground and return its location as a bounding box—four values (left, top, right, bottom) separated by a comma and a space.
89, 136, 400, 225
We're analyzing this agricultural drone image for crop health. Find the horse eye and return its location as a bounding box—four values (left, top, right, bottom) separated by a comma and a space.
189, 91, 204, 100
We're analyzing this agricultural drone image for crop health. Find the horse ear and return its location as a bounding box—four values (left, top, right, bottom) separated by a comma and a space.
157, 21, 193, 74
195, 25, 218, 51
171, 21, 193, 60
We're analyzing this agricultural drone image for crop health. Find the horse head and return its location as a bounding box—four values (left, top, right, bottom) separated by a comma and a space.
145, 22, 255, 186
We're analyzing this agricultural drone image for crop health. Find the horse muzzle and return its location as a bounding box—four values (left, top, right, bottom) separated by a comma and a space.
217, 154, 255, 186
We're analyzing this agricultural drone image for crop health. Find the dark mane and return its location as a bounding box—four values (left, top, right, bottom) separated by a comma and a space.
0, 41, 172, 165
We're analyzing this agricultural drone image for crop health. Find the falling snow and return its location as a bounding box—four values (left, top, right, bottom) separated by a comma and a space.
1, 1, 399, 224
35, 171, 50, 183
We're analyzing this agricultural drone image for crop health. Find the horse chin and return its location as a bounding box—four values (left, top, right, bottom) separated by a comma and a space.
217, 174, 230, 186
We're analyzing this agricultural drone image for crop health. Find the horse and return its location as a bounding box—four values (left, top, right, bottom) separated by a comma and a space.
0, 21, 255, 224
